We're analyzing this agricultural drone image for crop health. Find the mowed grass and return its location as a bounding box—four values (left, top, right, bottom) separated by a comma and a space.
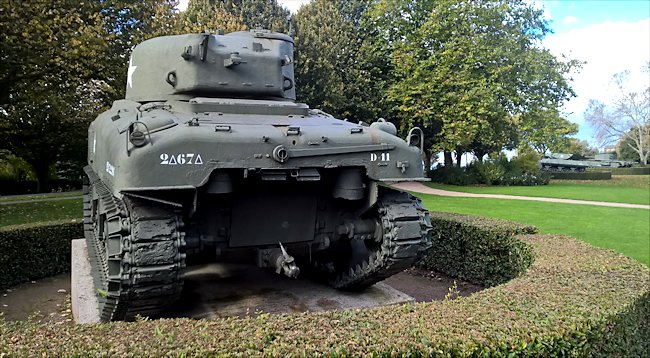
0, 198, 82, 227
0, 191, 82, 203
426, 175, 650, 205
417, 193, 650, 266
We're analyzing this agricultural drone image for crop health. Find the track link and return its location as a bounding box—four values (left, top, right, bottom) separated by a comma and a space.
83, 166, 185, 321
326, 188, 432, 290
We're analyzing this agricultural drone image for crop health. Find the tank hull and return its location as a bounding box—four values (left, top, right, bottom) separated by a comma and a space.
84, 30, 432, 321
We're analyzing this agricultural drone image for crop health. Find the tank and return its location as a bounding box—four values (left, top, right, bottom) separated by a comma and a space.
540, 153, 590, 172
83, 29, 432, 321
540, 153, 633, 172
587, 154, 633, 168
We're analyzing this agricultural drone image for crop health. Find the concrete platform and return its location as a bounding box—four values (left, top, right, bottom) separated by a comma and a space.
71, 239, 414, 323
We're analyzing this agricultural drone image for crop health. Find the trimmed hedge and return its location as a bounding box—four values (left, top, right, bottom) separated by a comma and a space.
551, 171, 612, 180
1, 234, 648, 356
609, 166, 650, 175
0, 220, 82, 288
418, 212, 538, 286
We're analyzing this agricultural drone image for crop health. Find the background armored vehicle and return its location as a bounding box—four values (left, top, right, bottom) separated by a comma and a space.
83, 30, 432, 321
586, 153, 633, 168
540, 153, 633, 172
540, 153, 590, 172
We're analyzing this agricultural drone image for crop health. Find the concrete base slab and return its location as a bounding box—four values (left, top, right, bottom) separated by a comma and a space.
71, 239, 414, 323
71, 239, 100, 324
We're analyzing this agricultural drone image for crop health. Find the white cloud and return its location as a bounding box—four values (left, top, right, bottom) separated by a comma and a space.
562, 15, 579, 25
543, 19, 650, 139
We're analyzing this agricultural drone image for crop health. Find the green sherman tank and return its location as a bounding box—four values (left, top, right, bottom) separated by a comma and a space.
84, 29, 432, 321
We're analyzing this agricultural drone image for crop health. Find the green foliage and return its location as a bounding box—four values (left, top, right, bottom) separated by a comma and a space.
560, 138, 599, 158
0, 235, 647, 356
551, 171, 612, 180
609, 166, 650, 175
293, 0, 389, 122
0, 221, 82, 288
418, 212, 537, 286
0, 0, 176, 192
208, 0, 290, 33
429, 165, 480, 186
518, 109, 579, 154
169, 0, 246, 35
383, 0, 578, 158
431, 152, 550, 186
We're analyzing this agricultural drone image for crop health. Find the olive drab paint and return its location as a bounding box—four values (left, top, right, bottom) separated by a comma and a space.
84, 29, 432, 321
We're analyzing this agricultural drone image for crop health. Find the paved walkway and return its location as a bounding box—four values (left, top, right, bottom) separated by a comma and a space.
391, 182, 650, 210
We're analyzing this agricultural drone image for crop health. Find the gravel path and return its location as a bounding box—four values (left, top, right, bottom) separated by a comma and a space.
392, 181, 650, 210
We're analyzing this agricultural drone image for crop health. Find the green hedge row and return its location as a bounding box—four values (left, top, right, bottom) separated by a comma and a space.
0, 220, 82, 288
418, 212, 537, 286
551, 171, 612, 180
609, 166, 650, 175
1, 234, 647, 356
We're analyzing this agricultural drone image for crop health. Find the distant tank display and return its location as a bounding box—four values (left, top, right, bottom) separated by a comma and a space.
540, 153, 634, 172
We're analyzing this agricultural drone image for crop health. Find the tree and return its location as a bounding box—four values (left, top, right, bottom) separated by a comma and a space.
206, 0, 290, 33
584, 67, 650, 164
0, 0, 114, 191
518, 109, 579, 155
0, 0, 178, 191
562, 138, 598, 158
379, 0, 578, 169
158, 0, 246, 36
293, 0, 390, 123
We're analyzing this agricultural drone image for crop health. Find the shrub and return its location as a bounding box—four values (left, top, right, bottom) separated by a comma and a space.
551, 171, 612, 180
429, 165, 479, 185
609, 166, 650, 175
431, 152, 549, 186
1, 234, 647, 356
470, 159, 505, 185
418, 212, 538, 286
0, 220, 82, 288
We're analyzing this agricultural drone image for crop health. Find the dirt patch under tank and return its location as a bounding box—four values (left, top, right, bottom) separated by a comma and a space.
0, 268, 483, 322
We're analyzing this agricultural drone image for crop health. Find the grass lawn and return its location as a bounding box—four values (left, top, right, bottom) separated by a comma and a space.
0, 198, 82, 227
416, 193, 650, 266
426, 175, 650, 205
0, 191, 82, 203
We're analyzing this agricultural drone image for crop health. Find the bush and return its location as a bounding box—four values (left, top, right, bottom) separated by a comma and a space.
609, 166, 650, 175
429, 165, 479, 185
430, 152, 550, 186
418, 212, 538, 286
0, 220, 82, 288
1, 234, 647, 356
551, 171, 612, 180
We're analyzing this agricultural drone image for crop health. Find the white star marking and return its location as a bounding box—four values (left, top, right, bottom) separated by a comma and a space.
127, 57, 137, 88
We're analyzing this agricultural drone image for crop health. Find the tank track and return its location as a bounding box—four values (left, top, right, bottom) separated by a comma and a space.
83, 167, 185, 321
326, 189, 432, 290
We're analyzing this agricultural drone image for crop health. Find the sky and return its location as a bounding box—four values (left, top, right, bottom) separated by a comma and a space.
537, 0, 650, 145
177, 0, 650, 146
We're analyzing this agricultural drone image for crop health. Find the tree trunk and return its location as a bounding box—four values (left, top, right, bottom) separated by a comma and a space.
444, 151, 453, 167
456, 152, 463, 168
32, 162, 51, 193
424, 150, 433, 176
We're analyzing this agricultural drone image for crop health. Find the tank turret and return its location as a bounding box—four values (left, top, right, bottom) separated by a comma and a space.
126, 29, 296, 102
